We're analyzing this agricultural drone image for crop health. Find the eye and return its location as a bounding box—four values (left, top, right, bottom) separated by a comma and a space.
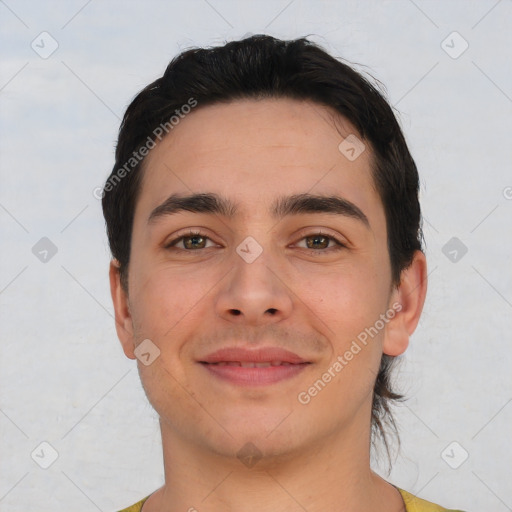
165, 230, 217, 250
294, 232, 345, 252
164, 230, 346, 253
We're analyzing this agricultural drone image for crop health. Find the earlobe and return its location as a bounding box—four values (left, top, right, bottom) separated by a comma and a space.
382, 250, 428, 357
109, 260, 136, 360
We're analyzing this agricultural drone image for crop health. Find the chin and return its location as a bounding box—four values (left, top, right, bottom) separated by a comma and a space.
201, 413, 314, 461
203, 432, 307, 470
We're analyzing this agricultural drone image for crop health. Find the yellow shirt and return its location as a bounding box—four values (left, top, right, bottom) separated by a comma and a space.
117, 488, 464, 511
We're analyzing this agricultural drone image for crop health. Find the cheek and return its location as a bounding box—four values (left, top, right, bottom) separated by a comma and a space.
299, 268, 386, 411
129, 264, 213, 340
298, 264, 386, 345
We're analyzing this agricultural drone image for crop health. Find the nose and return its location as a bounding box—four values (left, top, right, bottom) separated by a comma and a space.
214, 243, 293, 326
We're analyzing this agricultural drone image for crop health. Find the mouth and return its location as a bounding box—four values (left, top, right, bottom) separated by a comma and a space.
198, 347, 311, 386
199, 361, 310, 386
203, 361, 301, 367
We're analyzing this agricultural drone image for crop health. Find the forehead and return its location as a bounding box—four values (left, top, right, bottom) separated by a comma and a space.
135, 98, 381, 227
146, 98, 362, 169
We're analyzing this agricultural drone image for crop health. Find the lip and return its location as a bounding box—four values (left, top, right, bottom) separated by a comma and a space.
198, 347, 311, 386
200, 347, 308, 364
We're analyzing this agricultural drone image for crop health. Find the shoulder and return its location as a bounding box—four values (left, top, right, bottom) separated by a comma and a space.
116, 495, 150, 512
116, 489, 465, 512
398, 488, 465, 512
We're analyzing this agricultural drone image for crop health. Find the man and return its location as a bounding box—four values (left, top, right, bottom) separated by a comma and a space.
102, 35, 464, 512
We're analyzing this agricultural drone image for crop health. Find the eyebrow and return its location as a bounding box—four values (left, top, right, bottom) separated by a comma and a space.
148, 192, 370, 229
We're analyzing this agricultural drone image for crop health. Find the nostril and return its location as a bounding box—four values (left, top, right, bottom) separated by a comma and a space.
267, 308, 277, 315
230, 309, 242, 316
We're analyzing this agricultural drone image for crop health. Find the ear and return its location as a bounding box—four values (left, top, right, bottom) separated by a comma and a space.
382, 250, 428, 357
109, 260, 136, 359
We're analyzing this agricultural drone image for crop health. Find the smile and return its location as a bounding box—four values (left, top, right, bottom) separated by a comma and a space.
205, 361, 297, 367
200, 361, 310, 386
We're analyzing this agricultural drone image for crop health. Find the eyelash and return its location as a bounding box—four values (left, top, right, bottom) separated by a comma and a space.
165, 229, 346, 253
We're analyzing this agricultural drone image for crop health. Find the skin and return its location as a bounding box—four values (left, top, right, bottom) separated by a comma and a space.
110, 98, 428, 512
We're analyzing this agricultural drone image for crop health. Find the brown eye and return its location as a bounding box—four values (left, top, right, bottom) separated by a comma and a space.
166, 231, 216, 251
305, 235, 330, 249
182, 235, 207, 250
295, 233, 344, 252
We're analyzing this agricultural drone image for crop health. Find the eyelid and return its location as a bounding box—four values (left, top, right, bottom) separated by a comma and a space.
292, 227, 348, 247
164, 227, 347, 252
164, 228, 219, 249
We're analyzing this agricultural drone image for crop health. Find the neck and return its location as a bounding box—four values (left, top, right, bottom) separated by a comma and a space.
142, 416, 404, 512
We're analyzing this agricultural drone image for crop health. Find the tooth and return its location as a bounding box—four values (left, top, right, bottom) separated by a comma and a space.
211, 361, 293, 368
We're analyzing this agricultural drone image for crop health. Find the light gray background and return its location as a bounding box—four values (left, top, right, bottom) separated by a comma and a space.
1, 1, 511, 511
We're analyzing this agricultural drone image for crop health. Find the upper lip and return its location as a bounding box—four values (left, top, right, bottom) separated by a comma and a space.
199, 347, 309, 364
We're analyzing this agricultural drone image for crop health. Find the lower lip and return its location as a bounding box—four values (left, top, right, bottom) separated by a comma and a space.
200, 362, 310, 386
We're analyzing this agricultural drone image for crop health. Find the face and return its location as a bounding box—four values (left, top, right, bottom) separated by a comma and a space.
111, 98, 426, 462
